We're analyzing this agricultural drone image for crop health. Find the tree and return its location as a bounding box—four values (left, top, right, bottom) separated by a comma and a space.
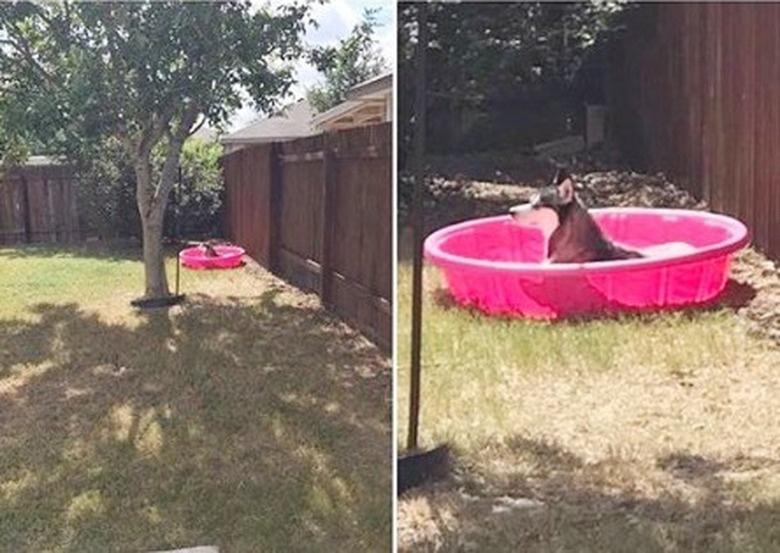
162, 137, 225, 240
76, 135, 224, 242
307, 7, 387, 113
397, 1, 630, 157
0, 1, 310, 300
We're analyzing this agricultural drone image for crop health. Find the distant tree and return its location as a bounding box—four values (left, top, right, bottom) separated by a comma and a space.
397, 1, 630, 158
307, 8, 388, 113
162, 137, 225, 240
77, 135, 224, 241
0, 1, 309, 300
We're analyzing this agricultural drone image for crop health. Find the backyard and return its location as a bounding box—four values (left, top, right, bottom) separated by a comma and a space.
0, 245, 391, 552
396, 166, 780, 552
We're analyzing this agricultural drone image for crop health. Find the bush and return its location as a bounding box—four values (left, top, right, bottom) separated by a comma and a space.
76, 139, 139, 240
77, 137, 224, 241
164, 138, 225, 240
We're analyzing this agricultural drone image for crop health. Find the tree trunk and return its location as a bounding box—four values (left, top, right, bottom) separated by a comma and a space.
140, 206, 170, 298
135, 156, 171, 299
132, 106, 198, 300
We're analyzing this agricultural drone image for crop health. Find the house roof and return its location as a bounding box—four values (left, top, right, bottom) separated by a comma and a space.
345, 72, 392, 101
221, 99, 314, 144
312, 72, 392, 130
24, 155, 66, 167
222, 73, 392, 143
191, 125, 220, 143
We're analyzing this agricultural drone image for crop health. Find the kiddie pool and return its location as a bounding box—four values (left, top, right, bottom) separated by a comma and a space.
179, 244, 246, 269
424, 208, 749, 319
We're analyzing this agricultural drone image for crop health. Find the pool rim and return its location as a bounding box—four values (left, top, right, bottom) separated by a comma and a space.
178, 245, 246, 268
424, 207, 750, 276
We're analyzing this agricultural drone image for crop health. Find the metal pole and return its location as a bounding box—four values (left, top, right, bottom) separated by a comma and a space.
407, 3, 428, 452
175, 249, 181, 296
176, 165, 182, 240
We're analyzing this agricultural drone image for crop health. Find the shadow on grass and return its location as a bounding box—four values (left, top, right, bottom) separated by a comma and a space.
400, 436, 780, 552
0, 291, 390, 551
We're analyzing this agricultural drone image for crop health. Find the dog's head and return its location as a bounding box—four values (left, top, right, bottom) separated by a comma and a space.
528, 169, 577, 211
509, 169, 577, 230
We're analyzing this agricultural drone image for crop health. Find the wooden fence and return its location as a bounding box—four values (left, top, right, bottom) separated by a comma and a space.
0, 163, 79, 245
221, 123, 392, 352
610, 3, 780, 260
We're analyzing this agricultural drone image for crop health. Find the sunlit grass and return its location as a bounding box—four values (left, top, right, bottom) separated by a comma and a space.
0, 245, 391, 552
397, 260, 780, 552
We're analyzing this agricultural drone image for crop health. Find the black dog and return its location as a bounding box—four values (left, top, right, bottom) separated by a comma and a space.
511, 170, 643, 263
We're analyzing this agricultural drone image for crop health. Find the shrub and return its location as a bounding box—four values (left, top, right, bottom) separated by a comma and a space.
77, 137, 224, 241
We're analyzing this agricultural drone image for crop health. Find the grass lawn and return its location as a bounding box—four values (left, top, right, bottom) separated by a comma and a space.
397, 256, 780, 552
0, 245, 391, 552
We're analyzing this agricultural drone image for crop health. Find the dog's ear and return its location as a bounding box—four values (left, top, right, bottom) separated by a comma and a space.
557, 176, 575, 203
553, 168, 571, 185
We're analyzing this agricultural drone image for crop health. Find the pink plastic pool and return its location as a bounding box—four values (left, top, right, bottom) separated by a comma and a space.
424, 208, 749, 319
179, 245, 246, 269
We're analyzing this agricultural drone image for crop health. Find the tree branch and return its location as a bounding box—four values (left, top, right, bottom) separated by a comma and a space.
5, 22, 57, 88
187, 114, 208, 138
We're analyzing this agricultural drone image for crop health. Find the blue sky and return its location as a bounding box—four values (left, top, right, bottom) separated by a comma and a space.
228, 0, 394, 131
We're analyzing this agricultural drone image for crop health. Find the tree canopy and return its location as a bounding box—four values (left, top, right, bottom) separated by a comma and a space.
0, 1, 310, 299
307, 7, 388, 113
398, 1, 630, 156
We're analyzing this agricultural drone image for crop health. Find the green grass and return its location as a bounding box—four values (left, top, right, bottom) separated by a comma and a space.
0, 246, 144, 317
0, 245, 391, 552
397, 260, 780, 552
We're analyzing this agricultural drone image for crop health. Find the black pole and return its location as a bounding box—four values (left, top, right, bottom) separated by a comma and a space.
176, 165, 182, 240
175, 250, 180, 296
407, 2, 428, 452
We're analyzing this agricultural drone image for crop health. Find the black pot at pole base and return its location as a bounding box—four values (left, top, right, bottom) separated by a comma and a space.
130, 294, 186, 309
397, 444, 451, 496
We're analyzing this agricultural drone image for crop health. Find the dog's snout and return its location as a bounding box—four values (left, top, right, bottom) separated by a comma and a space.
509, 203, 532, 216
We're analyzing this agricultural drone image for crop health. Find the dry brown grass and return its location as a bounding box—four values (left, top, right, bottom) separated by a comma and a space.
397, 250, 780, 552
0, 246, 391, 552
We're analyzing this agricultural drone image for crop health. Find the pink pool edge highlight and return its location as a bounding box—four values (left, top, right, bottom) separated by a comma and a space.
179, 244, 246, 269
424, 208, 750, 319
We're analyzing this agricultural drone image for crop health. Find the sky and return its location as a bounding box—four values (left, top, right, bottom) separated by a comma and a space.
227, 0, 394, 132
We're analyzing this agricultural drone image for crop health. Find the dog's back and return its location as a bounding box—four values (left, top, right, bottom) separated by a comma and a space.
548, 199, 642, 263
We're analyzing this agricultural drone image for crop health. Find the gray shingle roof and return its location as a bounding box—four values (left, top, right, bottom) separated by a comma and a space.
221, 99, 315, 144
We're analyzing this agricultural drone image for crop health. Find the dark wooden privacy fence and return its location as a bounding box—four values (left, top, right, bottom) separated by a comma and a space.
0, 163, 79, 245
610, 3, 780, 260
221, 123, 392, 351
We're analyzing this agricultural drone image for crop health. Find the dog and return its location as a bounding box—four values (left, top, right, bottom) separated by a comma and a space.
200, 240, 221, 257
510, 169, 644, 263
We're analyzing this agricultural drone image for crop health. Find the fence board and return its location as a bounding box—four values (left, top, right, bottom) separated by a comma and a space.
220, 143, 274, 266
613, 3, 780, 260
221, 123, 391, 352
0, 164, 79, 245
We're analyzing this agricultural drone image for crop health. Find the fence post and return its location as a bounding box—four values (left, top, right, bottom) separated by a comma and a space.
268, 141, 283, 274
320, 133, 337, 307
20, 176, 31, 244
218, 156, 229, 240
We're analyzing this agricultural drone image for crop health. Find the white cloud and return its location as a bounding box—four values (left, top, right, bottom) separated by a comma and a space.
228, 0, 393, 132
